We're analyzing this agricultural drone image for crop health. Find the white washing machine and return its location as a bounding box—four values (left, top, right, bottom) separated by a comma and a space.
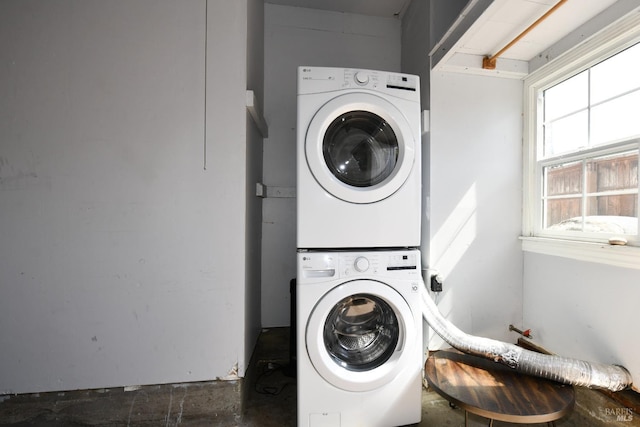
297, 249, 423, 427
297, 67, 421, 250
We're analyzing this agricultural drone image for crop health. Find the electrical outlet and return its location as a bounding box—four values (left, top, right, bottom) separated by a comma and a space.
430, 274, 443, 292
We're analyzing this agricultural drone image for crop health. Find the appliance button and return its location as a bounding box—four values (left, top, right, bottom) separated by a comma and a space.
354, 71, 369, 85
354, 256, 370, 272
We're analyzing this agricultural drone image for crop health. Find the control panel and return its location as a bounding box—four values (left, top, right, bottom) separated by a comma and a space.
343, 69, 417, 92
299, 251, 418, 279
298, 66, 419, 100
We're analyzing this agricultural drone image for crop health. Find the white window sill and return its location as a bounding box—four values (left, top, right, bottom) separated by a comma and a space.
520, 236, 640, 270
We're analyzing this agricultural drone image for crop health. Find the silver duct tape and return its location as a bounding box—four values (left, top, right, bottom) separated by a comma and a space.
421, 287, 633, 392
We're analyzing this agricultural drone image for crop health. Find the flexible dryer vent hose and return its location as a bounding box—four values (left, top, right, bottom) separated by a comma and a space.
421, 285, 633, 392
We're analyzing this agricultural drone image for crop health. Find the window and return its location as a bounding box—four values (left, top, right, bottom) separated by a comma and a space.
541, 44, 640, 239
523, 13, 640, 267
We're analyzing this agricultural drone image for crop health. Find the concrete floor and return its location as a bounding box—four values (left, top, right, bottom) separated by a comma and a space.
0, 328, 638, 426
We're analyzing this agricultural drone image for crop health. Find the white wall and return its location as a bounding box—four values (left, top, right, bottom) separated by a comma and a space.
0, 0, 260, 394
403, 5, 525, 353
523, 254, 640, 389
261, 4, 402, 326
428, 71, 524, 347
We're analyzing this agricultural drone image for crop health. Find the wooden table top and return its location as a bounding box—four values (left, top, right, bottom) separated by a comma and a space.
425, 349, 575, 424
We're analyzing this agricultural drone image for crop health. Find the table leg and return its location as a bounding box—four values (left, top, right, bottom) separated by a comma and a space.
465, 410, 468, 427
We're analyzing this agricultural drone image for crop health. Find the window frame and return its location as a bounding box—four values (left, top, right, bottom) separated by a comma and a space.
522, 12, 640, 269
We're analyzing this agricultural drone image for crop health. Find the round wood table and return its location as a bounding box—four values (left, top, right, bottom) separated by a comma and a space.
425, 349, 575, 426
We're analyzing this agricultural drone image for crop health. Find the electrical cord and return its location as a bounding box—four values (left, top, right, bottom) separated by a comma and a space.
253, 361, 295, 396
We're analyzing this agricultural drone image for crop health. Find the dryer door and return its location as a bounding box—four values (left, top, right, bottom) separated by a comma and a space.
305, 93, 416, 204
306, 279, 417, 392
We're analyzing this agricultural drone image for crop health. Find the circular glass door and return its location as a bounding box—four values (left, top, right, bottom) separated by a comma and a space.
305, 93, 416, 204
323, 111, 398, 188
306, 280, 416, 392
323, 293, 399, 371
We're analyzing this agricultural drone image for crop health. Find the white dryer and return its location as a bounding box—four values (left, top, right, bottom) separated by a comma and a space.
297, 249, 423, 427
297, 67, 421, 250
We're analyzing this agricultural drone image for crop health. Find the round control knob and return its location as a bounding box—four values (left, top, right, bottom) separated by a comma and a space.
354, 256, 370, 272
355, 71, 369, 85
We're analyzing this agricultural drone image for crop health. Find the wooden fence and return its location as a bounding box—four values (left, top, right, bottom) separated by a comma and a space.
545, 153, 638, 226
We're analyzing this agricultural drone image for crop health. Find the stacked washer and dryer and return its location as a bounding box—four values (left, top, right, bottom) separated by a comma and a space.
296, 66, 423, 427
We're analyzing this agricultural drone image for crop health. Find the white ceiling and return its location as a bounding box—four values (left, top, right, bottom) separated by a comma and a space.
265, 0, 634, 77
453, 0, 618, 62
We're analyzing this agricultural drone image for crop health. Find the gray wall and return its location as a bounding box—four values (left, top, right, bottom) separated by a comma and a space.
244, 0, 265, 380
429, 0, 469, 52
0, 0, 263, 394
261, 4, 402, 326
401, 0, 431, 275
401, 0, 431, 109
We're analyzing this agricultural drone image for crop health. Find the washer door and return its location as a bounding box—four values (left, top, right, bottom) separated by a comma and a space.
306, 280, 417, 392
305, 93, 416, 204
